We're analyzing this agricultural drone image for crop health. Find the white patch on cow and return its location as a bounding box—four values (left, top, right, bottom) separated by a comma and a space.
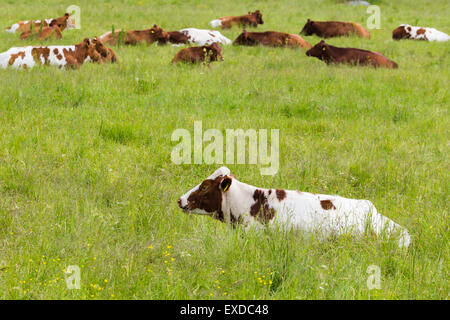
179, 28, 232, 46
209, 19, 222, 28
400, 24, 450, 42
5, 23, 20, 33
178, 167, 411, 248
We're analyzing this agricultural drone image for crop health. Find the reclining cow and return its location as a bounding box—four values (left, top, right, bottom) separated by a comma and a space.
0, 38, 106, 69
178, 167, 411, 248
99, 24, 170, 45
210, 10, 264, 29
176, 28, 232, 46
392, 24, 450, 42
306, 40, 398, 68
20, 21, 63, 40
5, 13, 76, 34
233, 30, 312, 49
171, 42, 223, 64
300, 19, 370, 39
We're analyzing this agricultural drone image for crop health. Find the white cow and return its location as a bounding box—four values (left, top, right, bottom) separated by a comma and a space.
393, 24, 450, 42
178, 167, 411, 248
178, 28, 232, 46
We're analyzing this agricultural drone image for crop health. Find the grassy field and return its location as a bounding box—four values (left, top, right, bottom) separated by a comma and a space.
0, 0, 448, 299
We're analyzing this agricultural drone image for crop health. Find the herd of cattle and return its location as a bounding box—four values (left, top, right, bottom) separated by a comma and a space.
1, 9, 449, 69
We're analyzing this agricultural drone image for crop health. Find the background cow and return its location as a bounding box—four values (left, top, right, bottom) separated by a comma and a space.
20, 22, 63, 40
177, 28, 232, 46
171, 43, 223, 64
5, 13, 75, 34
99, 25, 170, 45
233, 30, 312, 49
306, 40, 398, 68
178, 167, 411, 248
210, 10, 264, 29
300, 19, 370, 38
392, 24, 450, 42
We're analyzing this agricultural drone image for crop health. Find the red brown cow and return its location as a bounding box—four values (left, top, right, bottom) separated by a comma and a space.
171, 43, 223, 64
210, 10, 264, 29
20, 22, 63, 40
167, 31, 190, 44
233, 30, 312, 49
300, 19, 370, 39
5, 13, 75, 34
92, 37, 118, 63
99, 24, 170, 45
306, 40, 398, 68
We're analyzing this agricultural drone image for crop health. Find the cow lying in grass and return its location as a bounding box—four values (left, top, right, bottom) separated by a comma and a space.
177, 28, 232, 46
20, 22, 63, 40
99, 24, 170, 45
0, 38, 114, 69
210, 10, 264, 29
178, 167, 411, 248
300, 19, 370, 39
5, 13, 75, 34
92, 37, 118, 63
233, 30, 312, 49
306, 40, 398, 68
171, 43, 223, 64
392, 24, 450, 42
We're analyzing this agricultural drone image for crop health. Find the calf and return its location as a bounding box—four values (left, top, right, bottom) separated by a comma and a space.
171, 43, 223, 64
20, 22, 63, 41
306, 40, 398, 68
178, 167, 411, 248
210, 10, 264, 29
5, 13, 75, 34
300, 19, 370, 39
392, 24, 450, 42
0, 38, 103, 70
178, 28, 232, 46
233, 30, 312, 49
99, 24, 170, 45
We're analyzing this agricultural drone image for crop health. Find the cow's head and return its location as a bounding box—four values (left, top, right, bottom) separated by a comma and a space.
178, 167, 233, 221
82, 38, 103, 63
251, 10, 264, 25
149, 24, 170, 43
92, 37, 118, 63
300, 19, 314, 36
392, 25, 410, 40
205, 42, 224, 61
306, 40, 329, 59
233, 30, 254, 45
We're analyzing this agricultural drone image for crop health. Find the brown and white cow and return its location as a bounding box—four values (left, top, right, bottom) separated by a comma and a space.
171, 43, 223, 64
210, 10, 264, 29
233, 30, 312, 49
99, 24, 170, 46
300, 19, 370, 39
5, 13, 76, 34
0, 38, 105, 69
392, 24, 450, 42
20, 22, 63, 41
178, 167, 411, 248
306, 40, 398, 68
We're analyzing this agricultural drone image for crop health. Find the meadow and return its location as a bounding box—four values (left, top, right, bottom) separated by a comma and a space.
0, 0, 448, 299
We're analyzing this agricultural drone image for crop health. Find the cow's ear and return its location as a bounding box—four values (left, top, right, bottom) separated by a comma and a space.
65, 13, 69, 17
220, 176, 232, 192
84, 38, 91, 47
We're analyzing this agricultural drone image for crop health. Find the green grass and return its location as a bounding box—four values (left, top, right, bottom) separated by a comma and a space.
0, 0, 449, 299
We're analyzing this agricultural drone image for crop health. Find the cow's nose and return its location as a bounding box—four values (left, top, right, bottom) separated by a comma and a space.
177, 198, 182, 208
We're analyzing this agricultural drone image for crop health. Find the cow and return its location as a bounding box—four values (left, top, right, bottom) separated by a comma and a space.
171, 42, 223, 64
210, 10, 264, 29
99, 24, 170, 45
167, 31, 190, 45
300, 19, 370, 39
92, 37, 118, 63
178, 167, 411, 248
5, 13, 76, 34
0, 38, 104, 70
392, 24, 450, 42
177, 28, 232, 46
20, 22, 63, 40
306, 40, 398, 68
233, 30, 312, 49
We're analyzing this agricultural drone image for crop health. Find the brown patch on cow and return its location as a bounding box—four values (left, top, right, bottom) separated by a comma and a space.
268, 189, 272, 195
417, 28, 426, 35
53, 49, 59, 55
8, 51, 25, 65
407, 26, 412, 32
250, 189, 275, 223
275, 189, 286, 201
31, 47, 51, 64
56, 54, 63, 60
320, 199, 336, 210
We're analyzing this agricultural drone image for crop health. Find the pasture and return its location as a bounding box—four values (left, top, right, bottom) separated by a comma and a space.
0, 0, 448, 299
